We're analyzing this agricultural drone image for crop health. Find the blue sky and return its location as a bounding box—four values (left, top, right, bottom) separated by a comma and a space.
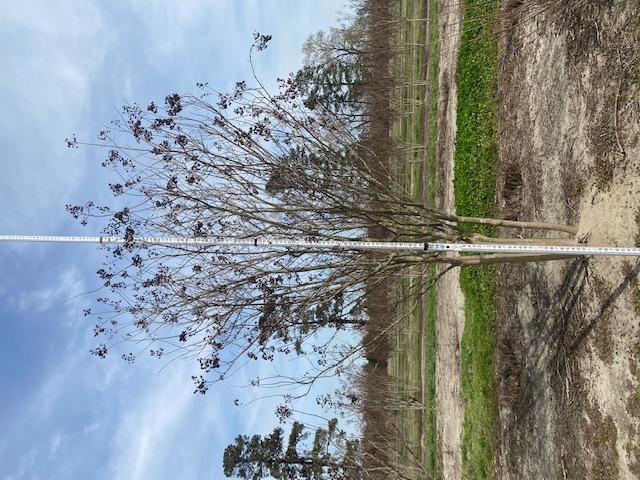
0, 1, 351, 478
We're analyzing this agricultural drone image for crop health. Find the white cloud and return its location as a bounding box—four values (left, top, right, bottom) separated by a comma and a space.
16, 266, 87, 318
48, 433, 64, 459
0, 0, 111, 233
120, 0, 234, 65
107, 361, 227, 480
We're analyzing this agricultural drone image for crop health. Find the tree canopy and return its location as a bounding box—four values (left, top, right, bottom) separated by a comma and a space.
223, 419, 361, 479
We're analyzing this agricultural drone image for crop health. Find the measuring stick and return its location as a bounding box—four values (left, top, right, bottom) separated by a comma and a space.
1, 235, 639, 257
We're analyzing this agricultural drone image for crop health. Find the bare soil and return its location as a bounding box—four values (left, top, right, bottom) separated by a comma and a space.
495, 1, 640, 478
434, 0, 466, 478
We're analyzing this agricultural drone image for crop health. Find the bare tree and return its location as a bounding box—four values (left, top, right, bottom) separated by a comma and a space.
67, 32, 577, 397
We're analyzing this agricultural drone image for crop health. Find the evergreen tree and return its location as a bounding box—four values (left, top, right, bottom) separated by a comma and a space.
223, 420, 361, 479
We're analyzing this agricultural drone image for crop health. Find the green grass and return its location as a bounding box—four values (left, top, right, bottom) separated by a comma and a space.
454, 2, 499, 221
459, 266, 497, 478
453, 0, 499, 477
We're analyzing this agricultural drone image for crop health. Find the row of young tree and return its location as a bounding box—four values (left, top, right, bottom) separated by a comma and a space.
67, 0, 580, 477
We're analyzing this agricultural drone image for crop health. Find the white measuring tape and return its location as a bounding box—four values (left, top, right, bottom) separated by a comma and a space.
1, 235, 639, 256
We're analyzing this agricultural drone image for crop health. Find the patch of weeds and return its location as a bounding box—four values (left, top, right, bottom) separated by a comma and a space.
568, 177, 585, 201
454, 0, 498, 222
593, 312, 614, 365
622, 261, 638, 286
626, 389, 640, 418
632, 290, 640, 317
635, 209, 640, 247
580, 406, 619, 478
499, 162, 523, 220
560, 160, 584, 222
630, 342, 640, 379
496, 335, 521, 407
594, 154, 615, 191
627, 424, 640, 477
591, 274, 611, 304
627, 344, 640, 475
630, 356, 638, 377
586, 274, 615, 363
622, 261, 640, 317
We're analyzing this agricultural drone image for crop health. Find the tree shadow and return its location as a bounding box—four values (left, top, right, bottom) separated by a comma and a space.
496, 256, 639, 478
515, 258, 590, 412
517, 257, 640, 406
564, 259, 640, 355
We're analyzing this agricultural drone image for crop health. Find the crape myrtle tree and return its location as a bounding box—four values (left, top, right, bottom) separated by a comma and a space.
67, 33, 578, 396
223, 419, 361, 479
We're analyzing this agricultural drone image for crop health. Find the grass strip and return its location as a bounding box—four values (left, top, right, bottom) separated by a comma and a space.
453, 0, 499, 478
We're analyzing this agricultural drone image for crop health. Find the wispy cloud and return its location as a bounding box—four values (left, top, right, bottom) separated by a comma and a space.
16, 266, 87, 317
0, 0, 110, 233
107, 361, 230, 480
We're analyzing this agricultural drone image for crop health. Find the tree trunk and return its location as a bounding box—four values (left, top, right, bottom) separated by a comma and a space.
452, 215, 579, 235
450, 253, 581, 266
467, 235, 581, 246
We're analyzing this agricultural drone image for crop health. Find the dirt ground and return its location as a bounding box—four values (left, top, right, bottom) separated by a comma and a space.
495, 0, 640, 478
433, 0, 466, 478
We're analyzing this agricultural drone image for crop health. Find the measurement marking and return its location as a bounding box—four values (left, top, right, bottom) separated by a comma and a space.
1, 235, 640, 257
